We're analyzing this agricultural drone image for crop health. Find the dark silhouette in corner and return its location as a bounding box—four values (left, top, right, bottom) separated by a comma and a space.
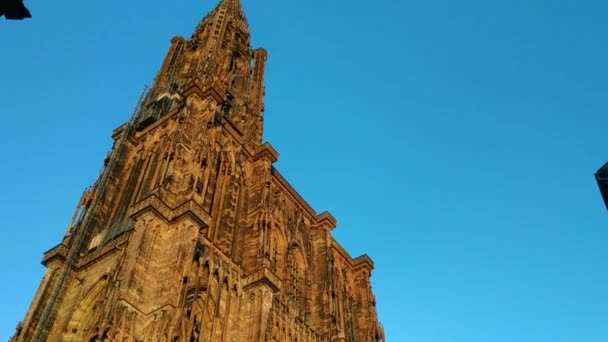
595, 162, 608, 211
0, 0, 31, 20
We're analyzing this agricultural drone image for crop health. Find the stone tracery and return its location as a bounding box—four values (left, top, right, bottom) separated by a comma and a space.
13, 0, 384, 341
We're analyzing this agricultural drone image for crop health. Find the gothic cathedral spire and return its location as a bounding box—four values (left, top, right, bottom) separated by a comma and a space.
13, 1, 384, 341
143, 0, 266, 146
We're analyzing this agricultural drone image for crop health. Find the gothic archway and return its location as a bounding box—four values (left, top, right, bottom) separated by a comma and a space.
287, 244, 308, 318
63, 277, 109, 342
270, 224, 287, 281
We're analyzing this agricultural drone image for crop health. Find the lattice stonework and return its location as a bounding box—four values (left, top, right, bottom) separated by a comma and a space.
13, 1, 384, 341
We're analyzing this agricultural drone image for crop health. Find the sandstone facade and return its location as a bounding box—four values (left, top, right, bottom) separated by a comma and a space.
13, 1, 384, 341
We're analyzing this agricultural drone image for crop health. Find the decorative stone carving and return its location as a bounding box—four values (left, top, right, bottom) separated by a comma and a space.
14, 0, 383, 341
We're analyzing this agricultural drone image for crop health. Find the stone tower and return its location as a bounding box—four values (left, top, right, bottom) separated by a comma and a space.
13, 1, 385, 341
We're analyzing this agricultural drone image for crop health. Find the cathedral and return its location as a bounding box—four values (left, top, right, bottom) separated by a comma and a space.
13, 0, 384, 341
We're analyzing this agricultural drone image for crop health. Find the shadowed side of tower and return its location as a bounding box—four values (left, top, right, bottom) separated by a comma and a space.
13, 1, 384, 341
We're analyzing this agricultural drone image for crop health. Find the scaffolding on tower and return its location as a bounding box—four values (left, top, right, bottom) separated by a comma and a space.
31, 85, 149, 341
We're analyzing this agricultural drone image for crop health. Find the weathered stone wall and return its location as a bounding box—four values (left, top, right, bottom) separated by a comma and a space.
13, 0, 383, 341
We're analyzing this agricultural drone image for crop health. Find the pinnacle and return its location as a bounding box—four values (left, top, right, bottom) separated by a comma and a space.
195, 0, 249, 37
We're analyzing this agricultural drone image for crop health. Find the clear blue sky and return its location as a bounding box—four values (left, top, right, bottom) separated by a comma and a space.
1, 0, 607, 341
